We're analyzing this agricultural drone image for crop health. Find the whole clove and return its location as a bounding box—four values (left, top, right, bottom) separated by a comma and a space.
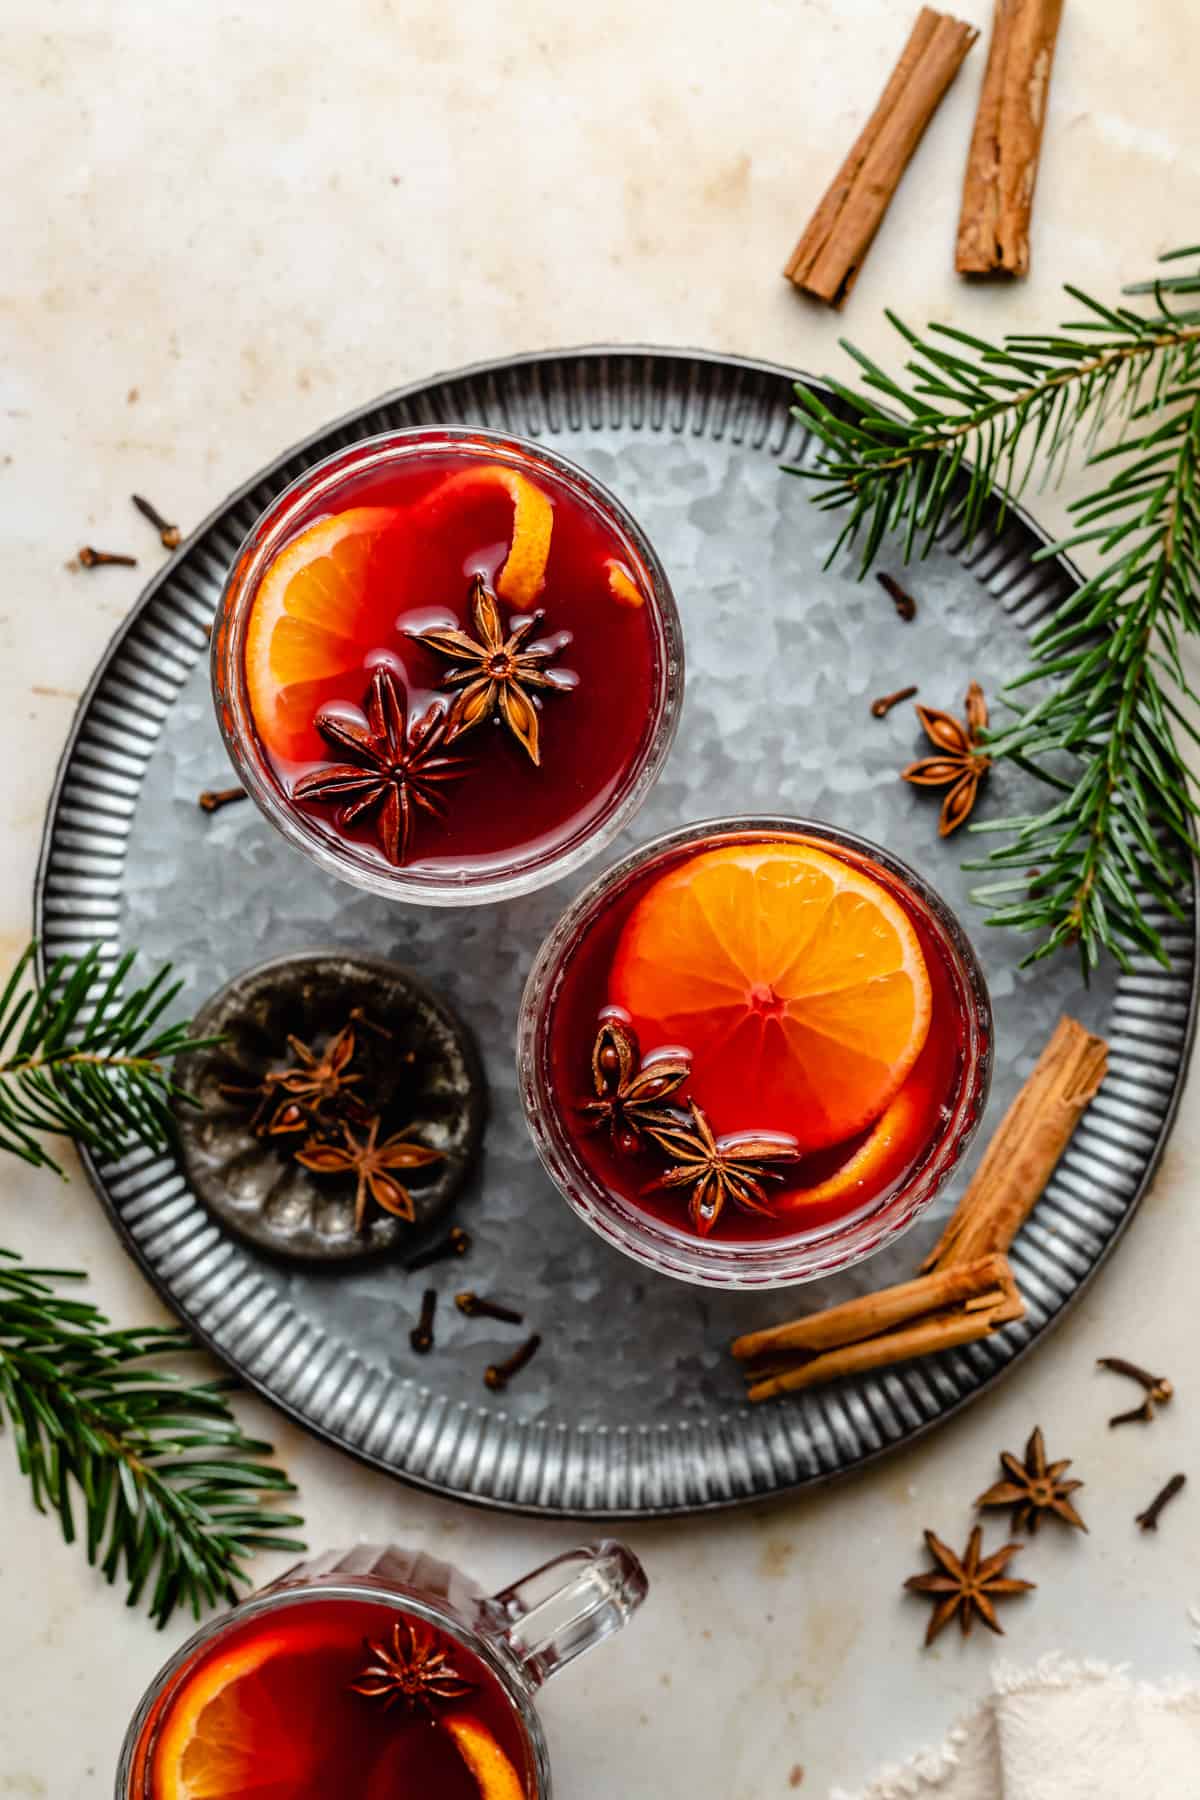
877, 572, 918, 620
871, 684, 919, 719
1099, 1355, 1173, 1427
1136, 1473, 1186, 1532
348, 1005, 394, 1041
198, 785, 248, 814
405, 1225, 471, 1273
484, 1333, 542, 1391
410, 1288, 438, 1354
132, 493, 182, 550
456, 1291, 524, 1325
77, 546, 138, 569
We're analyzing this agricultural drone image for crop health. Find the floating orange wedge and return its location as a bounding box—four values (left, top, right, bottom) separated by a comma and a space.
361, 1711, 526, 1800
244, 506, 402, 760
604, 557, 646, 608
610, 842, 932, 1153
443, 1714, 528, 1800
773, 1077, 932, 1215
417, 464, 553, 607
151, 1628, 328, 1799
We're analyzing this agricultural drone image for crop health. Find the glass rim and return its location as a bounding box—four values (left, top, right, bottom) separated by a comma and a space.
517, 814, 994, 1290
211, 425, 684, 907
114, 1577, 550, 1798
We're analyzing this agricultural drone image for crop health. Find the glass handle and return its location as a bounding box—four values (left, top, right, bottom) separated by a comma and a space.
487, 1541, 648, 1689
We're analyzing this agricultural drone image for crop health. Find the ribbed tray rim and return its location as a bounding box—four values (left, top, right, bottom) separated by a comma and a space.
33, 344, 1200, 1518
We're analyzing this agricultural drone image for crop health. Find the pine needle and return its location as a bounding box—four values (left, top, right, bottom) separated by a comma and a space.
0, 942, 212, 1175
788, 246, 1200, 971
0, 944, 305, 1626
0, 1251, 305, 1627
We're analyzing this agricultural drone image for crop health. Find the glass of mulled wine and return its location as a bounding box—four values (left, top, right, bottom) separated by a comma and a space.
116, 1541, 647, 1800
213, 427, 682, 904
518, 817, 992, 1289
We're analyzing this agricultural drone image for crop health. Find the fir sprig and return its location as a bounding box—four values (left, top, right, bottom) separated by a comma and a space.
0, 943, 304, 1626
788, 245, 1200, 971
0, 942, 208, 1174
0, 1251, 304, 1627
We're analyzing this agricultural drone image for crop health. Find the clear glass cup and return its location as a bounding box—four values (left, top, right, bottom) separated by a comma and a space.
116, 1540, 647, 1798
518, 816, 993, 1289
212, 427, 683, 906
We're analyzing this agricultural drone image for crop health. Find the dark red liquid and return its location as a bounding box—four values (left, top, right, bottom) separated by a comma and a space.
145, 1598, 531, 1799
547, 834, 974, 1242
250, 449, 665, 879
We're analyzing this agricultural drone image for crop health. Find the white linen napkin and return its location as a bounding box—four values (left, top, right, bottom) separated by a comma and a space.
833, 1656, 1200, 1799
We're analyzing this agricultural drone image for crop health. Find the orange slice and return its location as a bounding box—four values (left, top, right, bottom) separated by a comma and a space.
363, 1715, 521, 1800
417, 465, 553, 607
244, 506, 402, 759
444, 1714, 528, 1800
773, 1076, 931, 1215
604, 557, 646, 608
610, 842, 932, 1152
151, 1628, 328, 1799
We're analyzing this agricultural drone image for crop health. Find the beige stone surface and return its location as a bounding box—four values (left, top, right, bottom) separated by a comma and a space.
3, 1, 1200, 1793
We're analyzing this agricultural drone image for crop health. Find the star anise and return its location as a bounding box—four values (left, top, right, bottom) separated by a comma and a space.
295, 1114, 444, 1231
294, 666, 466, 865
578, 1017, 691, 1155
350, 1619, 476, 1714
904, 1525, 1034, 1646
409, 573, 575, 765
218, 1024, 363, 1136
642, 1101, 800, 1236
901, 681, 991, 836
975, 1426, 1087, 1535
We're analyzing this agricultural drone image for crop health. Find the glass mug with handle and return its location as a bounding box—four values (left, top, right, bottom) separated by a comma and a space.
117, 1540, 647, 1798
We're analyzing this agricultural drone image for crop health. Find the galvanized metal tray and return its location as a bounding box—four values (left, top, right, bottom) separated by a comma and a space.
35, 348, 1197, 1517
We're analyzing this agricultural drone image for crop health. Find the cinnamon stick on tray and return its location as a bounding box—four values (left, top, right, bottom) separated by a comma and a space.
784, 7, 979, 307
733, 1253, 1024, 1404
956, 0, 1066, 275
923, 1014, 1108, 1271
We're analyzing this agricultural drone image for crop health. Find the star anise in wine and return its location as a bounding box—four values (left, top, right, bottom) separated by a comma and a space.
642, 1101, 800, 1236
578, 1017, 691, 1155
409, 573, 575, 765
295, 1114, 444, 1231
350, 1619, 476, 1715
294, 666, 466, 865
901, 681, 991, 836
904, 1525, 1034, 1646
975, 1426, 1087, 1535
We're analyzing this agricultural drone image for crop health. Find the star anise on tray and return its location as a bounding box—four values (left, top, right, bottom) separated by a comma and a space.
218, 1024, 364, 1136
578, 1017, 691, 1155
975, 1426, 1087, 1535
294, 666, 467, 865
295, 1114, 444, 1231
409, 573, 575, 765
642, 1101, 800, 1236
904, 1525, 1034, 1646
901, 681, 992, 837
350, 1619, 477, 1715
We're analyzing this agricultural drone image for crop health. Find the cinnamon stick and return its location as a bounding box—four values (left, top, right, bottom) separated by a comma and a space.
922, 1015, 1108, 1271
956, 0, 1065, 275
784, 8, 979, 307
743, 1280, 1022, 1403
731, 1252, 1020, 1364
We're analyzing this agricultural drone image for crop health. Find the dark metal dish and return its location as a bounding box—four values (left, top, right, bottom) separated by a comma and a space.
173, 951, 486, 1264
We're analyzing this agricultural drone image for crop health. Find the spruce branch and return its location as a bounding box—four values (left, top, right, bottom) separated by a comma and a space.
0, 944, 303, 1626
788, 247, 1200, 971
0, 1250, 304, 1627
0, 942, 210, 1175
